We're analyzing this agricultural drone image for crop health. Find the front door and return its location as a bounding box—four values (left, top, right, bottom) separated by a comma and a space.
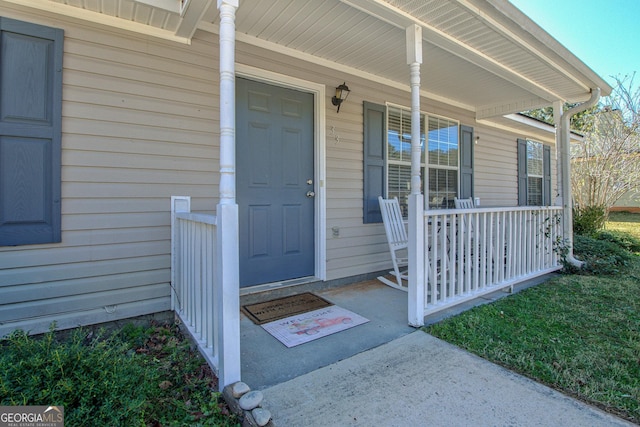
236, 77, 315, 287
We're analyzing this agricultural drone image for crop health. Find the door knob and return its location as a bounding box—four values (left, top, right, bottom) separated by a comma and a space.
306, 191, 315, 198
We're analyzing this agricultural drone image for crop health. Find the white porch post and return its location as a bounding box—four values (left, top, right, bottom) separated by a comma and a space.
406, 24, 424, 327
216, 0, 240, 389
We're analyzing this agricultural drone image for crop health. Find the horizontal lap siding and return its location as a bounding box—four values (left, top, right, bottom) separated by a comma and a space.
0, 7, 220, 336
473, 126, 518, 207
0, 6, 555, 336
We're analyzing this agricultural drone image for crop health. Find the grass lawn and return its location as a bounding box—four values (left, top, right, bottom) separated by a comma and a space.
0, 322, 240, 426
425, 212, 640, 423
607, 211, 640, 239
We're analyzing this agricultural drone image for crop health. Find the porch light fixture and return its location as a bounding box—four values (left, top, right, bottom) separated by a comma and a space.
331, 82, 350, 113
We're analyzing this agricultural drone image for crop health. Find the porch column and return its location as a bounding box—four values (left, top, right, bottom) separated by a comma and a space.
406, 24, 424, 327
216, 0, 241, 389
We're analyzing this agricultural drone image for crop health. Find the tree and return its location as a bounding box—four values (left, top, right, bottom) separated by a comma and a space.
522, 74, 640, 212
571, 74, 640, 211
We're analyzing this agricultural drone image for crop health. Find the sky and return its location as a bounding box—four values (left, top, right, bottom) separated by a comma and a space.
509, 0, 640, 93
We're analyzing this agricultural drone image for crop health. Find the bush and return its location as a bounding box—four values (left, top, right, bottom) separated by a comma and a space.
573, 205, 606, 236
0, 323, 237, 426
572, 234, 634, 275
596, 230, 640, 254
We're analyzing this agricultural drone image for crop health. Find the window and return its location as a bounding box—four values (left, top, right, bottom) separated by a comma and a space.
0, 18, 63, 245
386, 106, 459, 215
518, 138, 551, 206
363, 102, 473, 223
527, 140, 543, 205
427, 116, 459, 210
386, 106, 425, 216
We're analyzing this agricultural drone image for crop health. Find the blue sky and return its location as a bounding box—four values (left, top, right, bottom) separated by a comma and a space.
510, 0, 640, 92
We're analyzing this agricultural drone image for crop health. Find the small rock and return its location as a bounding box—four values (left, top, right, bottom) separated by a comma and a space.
252, 408, 272, 427
222, 386, 242, 415
231, 381, 251, 398
239, 390, 263, 410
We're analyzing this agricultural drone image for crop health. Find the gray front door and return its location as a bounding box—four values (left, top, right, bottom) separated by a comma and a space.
236, 78, 315, 287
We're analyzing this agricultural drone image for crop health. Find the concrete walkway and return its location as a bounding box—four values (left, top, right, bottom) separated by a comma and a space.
261, 332, 633, 427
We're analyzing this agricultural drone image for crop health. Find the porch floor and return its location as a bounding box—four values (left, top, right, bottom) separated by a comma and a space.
240, 274, 554, 390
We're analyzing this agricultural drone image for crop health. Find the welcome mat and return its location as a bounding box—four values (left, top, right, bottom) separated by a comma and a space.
261, 305, 369, 348
242, 292, 332, 325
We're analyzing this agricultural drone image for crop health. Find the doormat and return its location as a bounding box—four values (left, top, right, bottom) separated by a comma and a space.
242, 292, 332, 325
261, 305, 369, 348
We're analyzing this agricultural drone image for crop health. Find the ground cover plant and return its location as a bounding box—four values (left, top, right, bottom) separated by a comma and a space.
0, 321, 239, 426
425, 212, 640, 423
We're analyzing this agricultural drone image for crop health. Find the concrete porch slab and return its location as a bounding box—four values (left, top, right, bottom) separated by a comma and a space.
240, 280, 415, 390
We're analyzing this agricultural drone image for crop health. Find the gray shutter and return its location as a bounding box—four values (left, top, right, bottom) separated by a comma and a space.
0, 18, 63, 245
517, 138, 527, 206
363, 102, 386, 223
459, 125, 474, 199
543, 144, 551, 206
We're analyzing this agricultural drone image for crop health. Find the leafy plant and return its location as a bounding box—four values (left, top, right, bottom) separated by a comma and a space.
572, 234, 633, 275
596, 230, 640, 254
0, 322, 238, 426
573, 205, 607, 236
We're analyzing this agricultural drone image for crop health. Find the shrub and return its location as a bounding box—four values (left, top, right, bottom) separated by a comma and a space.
0, 323, 237, 426
573, 205, 606, 236
572, 234, 634, 275
596, 230, 640, 254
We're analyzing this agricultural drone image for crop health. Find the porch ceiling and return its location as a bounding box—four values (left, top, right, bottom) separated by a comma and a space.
7, 0, 612, 119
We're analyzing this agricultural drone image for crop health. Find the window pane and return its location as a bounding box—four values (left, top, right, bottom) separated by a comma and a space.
528, 177, 543, 206
428, 168, 457, 209
387, 106, 425, 163
527, 140, 543, 177
388, 164, 412, 217
428, 116, 458, 167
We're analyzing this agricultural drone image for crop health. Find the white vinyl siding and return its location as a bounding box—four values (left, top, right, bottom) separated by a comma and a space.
0, 5, 559, 334
0, 7, 219, 336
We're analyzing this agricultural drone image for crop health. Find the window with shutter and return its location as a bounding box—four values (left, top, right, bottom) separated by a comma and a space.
518, 138, 551, 206
363, 102, 471, 221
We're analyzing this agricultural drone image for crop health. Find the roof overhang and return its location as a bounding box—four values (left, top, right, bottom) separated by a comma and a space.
0, 0, 612, 122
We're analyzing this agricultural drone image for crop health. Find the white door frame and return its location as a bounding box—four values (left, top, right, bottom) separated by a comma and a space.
235, 64, 327, 286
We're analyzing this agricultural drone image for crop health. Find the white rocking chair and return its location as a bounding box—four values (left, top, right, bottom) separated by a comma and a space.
454, 197, 475, 209
377, 196, 409, 292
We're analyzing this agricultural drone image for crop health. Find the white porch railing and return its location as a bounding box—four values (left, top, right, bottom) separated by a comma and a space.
170, 196, 240, 390
421, 206, 563, 317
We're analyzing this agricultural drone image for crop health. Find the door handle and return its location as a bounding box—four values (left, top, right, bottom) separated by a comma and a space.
306, 191, 315, 198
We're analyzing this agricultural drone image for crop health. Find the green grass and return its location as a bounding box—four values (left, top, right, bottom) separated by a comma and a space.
0, 322, 239, 426
425, 213, 640, 423
607, 211, 640, 240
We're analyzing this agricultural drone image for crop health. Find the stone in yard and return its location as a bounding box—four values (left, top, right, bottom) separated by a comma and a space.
231, 381, 251, 398
251, 408, 272, 426
239, 390, 263, 410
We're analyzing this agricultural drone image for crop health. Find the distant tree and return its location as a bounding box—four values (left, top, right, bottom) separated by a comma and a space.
522, 104, 597, 132
570, 74, 640, 211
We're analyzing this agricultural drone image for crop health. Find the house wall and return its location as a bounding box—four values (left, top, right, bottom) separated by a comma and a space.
0, 7, 220, 336
0, 5, 557, 335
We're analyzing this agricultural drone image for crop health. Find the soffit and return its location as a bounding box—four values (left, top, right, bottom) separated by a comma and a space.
11, 0, 612, 119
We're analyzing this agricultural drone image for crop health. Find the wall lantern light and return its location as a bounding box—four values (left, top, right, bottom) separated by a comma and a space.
331, 82, 350, 113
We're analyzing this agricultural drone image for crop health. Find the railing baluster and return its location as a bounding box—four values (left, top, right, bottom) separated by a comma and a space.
422, 206, 562, 317
171, 209, 219, 374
